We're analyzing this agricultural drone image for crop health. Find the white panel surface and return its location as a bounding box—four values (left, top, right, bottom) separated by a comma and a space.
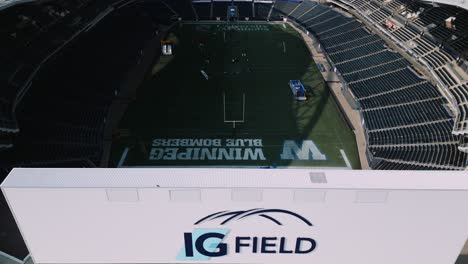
2, 168, 468, 264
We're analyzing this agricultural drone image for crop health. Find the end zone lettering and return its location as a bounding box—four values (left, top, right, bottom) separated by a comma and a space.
153, 138, 221, 147
149, 148, 266, 161
152, 138, 263, 147
149, 138, 266, 161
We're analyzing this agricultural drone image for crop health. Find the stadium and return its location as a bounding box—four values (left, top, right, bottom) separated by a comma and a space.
0, 0, 467, 262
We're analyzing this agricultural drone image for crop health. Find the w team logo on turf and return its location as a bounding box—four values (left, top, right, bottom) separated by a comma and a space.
280, 140, 327, 160
177, 209, 317, 261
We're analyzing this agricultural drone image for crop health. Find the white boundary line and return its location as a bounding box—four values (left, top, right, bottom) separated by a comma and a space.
117, 147, 129, 168
340, 149, 352, 169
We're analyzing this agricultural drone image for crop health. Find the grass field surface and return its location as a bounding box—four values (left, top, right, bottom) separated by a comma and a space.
111, 22, 360, 169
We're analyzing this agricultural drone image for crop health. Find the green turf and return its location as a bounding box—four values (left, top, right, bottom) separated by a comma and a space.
110, 22, 361, 169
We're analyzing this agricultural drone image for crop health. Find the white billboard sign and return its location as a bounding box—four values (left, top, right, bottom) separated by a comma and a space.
2, 168, 468, 264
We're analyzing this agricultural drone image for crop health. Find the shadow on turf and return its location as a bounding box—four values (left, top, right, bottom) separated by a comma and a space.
300, 81, 329, 136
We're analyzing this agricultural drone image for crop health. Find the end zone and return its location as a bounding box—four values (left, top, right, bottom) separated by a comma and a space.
116, 138, 351, 169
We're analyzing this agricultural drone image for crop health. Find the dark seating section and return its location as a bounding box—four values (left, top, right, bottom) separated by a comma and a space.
270, 0, 300, 20
142, 0, 178, 23
254, 2, 272, 20
0, 0, 102, 133
236, 2, 253, 19
324, 34, 380, 53
304, 12, 346, 30
297, 3, 328, 24
189, 1, 274, 21
390, 26, 419, 43
276, 1, 467, 169
373, 160, 451, 170
348, 69, 427, 98
193, 2, 211, 20
162, 0, 196, 20
320, 27, 369, 47
451, 83, 468, 132
358, 82, 439, 108
0, 1, 165, 167
0, 130, 13, 151
342, 59, 410, 83
339, 0, 468, 135
411, 2, 467, 58
368, 120, 456, 145
0, 0, 176, 134
370, 144, 466, 168
289, 0, 316, 19
328, 39, 386, 63
336, 50, 402, 73
0, 99, 17, 133
362, 99, 450, 130
213, 1, 231, 19
0, 1, 89, 62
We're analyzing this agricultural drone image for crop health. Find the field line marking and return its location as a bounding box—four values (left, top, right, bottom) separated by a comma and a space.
117, 147, 129, 168
340, 149, 352, 169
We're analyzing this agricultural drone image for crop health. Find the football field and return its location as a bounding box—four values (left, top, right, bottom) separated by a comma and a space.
111, 22, 360, 169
